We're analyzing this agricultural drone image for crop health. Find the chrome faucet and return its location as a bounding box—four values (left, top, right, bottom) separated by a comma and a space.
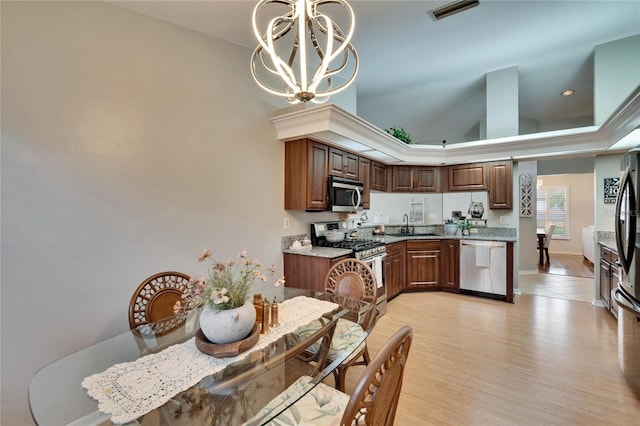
401, 213, 414, 235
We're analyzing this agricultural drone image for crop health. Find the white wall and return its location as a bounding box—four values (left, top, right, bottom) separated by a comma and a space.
595, 154, 623, 231
537, 173, 595, 255
594, 34, 640, 125
1, 2, 293, 424
486, 66, 519, 138
517, 161, 538, 272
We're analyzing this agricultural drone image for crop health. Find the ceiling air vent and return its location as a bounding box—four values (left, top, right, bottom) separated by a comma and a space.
429, 0, 480, 21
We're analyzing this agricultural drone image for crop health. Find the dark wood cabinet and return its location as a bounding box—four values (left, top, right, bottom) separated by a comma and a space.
488, 160, 513, 209
284, 253, 350, 292
447, 163, 488, 191
329, 147, 359, 180
371, 161, 388, 191
600, 245, 620, 319
385, 241, 406, 299
406, 240, 441, 289
391, 166, 439, 192
600, 254, 611, 309
441, 239, 459, 292
285, 139, 328, 211
359, 157, 371, 209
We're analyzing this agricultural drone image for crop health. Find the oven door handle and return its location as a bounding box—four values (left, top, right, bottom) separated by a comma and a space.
362, 253, 387, 263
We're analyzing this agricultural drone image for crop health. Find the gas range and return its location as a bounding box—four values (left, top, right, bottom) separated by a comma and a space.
310, 221, 386, 261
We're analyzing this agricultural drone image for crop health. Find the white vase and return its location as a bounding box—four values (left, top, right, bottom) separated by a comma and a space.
199, 300, 256, 344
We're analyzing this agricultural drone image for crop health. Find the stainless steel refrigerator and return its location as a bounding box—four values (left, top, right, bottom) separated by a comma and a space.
613, 147, 640, 386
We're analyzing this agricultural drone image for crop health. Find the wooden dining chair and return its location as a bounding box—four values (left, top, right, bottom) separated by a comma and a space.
324, 258, 378, 392
128, 271, 192, 336
538, 223, 556, 265
249, 325, 413, 426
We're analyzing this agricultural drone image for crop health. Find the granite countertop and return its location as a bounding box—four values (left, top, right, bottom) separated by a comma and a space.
376, 233, 517, 244
597, 230, 617, 251
282, 246, 352, 259
282, 233, 517, 259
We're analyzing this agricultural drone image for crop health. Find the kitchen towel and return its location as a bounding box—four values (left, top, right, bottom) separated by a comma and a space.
476, 243, 491, 268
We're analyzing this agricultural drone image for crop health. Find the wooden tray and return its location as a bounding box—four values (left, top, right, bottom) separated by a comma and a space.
195, 323, 260, 358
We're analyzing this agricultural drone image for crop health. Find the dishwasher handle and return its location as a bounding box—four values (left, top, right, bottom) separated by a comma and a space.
460, 240, 506, 248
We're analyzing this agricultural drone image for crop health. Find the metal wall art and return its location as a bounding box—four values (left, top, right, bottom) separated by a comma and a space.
519, 172, 534, 217
604, 177, 620, 203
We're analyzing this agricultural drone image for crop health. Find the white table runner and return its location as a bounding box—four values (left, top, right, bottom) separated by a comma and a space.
82, 296, 339, 424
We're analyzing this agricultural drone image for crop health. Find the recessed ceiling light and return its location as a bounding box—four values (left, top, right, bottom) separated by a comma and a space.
561, 89, 575, 97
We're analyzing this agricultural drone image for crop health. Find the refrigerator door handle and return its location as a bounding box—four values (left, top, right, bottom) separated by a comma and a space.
612, 287, 640, 316
615, 166, 636, 275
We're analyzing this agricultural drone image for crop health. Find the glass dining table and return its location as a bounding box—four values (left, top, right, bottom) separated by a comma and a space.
29, 288, 373, 426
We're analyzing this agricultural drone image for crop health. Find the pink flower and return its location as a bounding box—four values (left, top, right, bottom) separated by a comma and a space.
210, 288, 230, 305
173, 301, 182, 315
268, 265, 276, 274
198, 249, 212, 263
275, 277, 286, 287
238, 250, 248, 258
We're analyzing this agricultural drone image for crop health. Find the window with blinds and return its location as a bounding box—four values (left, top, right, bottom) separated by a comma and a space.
537, 186, 569, 239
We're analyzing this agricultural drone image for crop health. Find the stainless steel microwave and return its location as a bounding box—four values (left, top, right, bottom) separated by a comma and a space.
328, 176, 364, 212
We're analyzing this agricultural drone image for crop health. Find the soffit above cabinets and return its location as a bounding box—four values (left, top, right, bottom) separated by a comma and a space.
271, 87, 640, 165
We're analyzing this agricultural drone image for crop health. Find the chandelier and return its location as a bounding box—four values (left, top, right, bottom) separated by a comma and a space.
250, 0, 359, 104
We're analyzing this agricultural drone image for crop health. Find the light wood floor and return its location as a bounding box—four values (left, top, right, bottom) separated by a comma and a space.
341, 291, 640, 425
520, 253, 596, 303
538, 253, 595, 278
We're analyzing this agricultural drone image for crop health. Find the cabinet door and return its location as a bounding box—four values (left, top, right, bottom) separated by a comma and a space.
285, 139, 328, 211
406, 241, 441, 288
441, 240, 459, 291
359, 157, 371, 209
385, 242, 406, 298
392, 166, 414, 192
610, 265, 621, 318
488, 160, 513, 209
447, 163, 488, 191
329, 147, 358, 179
371, 161, 388, 191
414, 167, 439, 192
600, 259, 611, 307
284, 253, 349, 292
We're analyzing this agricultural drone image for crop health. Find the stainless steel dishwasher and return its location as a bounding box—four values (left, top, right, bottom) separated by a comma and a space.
460, 240, 507, 296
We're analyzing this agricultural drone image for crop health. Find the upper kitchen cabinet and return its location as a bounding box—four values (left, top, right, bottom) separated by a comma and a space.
285, 139, 328, 211
447, 163, 488, 191
392, 166, 439, 192
488, 160, 513, 209
328, 147, 359, 179
371, 161, 388, 191
359, 157, 371, 209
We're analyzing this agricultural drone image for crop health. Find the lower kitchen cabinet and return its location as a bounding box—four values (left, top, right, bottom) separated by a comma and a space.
283, 253, 350, 292
441, 239, 460, 292
600, 244, 621, 319
406, 240, 441, 289
385, 241, 406, 299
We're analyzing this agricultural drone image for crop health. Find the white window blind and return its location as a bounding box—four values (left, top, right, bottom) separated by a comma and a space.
537, 186, 569, 239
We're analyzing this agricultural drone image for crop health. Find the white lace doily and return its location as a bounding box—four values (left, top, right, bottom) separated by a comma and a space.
82, 296, 339, 424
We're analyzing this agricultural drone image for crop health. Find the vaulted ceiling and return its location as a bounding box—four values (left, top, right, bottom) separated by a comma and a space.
111, 1, 639, 149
